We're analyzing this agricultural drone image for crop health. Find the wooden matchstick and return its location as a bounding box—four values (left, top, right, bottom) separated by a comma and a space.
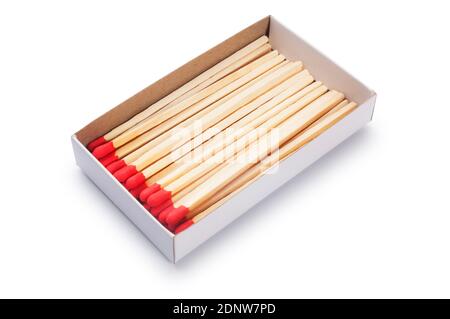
92, 50, 282, 159
112, 60, 303, 183
125, 71, 315, 193
163, 43, 272, 109
174, 101, 358, 233
87, 36, 270, 151
143, 84, 328, 209
101, 60, 289, 168
145, 163, 226, 218
160, 90, 345, 229
139, 68, 311, 185
135, 79, 321, 200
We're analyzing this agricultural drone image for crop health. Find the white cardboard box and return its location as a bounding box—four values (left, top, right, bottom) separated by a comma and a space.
71, 16, 376, 263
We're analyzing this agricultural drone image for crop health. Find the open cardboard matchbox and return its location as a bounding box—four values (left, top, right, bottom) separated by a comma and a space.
71, 16, 377, 263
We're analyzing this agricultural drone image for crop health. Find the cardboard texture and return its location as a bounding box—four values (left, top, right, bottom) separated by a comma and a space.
72, 16, 376, 262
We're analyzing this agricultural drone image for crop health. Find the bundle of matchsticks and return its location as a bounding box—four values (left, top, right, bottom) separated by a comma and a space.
87, 36, 357, 233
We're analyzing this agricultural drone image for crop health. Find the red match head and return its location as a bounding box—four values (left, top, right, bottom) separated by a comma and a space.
139, 183, 162, 202
106, 159, 126, 174
87, 136, 106, 152
175, 220, 194, 234
158, 206, 174, 224
129, 183, 147, 198
147, 189, 172, 208
150, 200, 173, 218
125, 172, 147, 190
167, 223, 177, 232
99, 153, 118, 167
92, 141, 115, 159
166, 206, 190, 229
113, 165, 138, 183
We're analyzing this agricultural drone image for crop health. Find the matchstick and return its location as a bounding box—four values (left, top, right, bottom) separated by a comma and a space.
144, 85, 328, 210
114, 62, 302, 182
112, 61, 303, 183
136, 67, 309, 186
174, 101, 358, 233
125, 71, 315, 193
135, 79, 322, 202
101, 60, 289, 168
161, 90, 345, 229
145, 163, 226, 218
87, 36, 270, 151
92, 51, 282, 159
189, 101, 353, 216
163, 43, 272, 109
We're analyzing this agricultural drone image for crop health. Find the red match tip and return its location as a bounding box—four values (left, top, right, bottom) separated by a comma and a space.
99, 153, 118, 167
106, 159, 126, 174
175, 220, 194, 234
167, 223, 177, 232
87, 136, 106, 152
151, 200, 173, 217
148, 206, 162, 217
93, 141, 115, 159
139, 183, 162, 202
143, 203, 152, 212
125, 172, 146, 190
166, 206, 190, 229
158, 206, 174, 224
114, 165, 138, 183
129, 183, 147, 198
147, 189, 172, 208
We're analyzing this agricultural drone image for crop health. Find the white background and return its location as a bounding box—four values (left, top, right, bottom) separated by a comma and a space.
1, 0, 449, 298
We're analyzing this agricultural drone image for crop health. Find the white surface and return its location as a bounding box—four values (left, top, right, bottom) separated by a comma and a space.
0, 1, 449, 298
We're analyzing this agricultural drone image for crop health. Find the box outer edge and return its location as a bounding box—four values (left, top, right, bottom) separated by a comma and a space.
71, 135, 176, 262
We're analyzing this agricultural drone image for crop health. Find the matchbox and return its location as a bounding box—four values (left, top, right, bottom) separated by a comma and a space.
71, 16, 376, 263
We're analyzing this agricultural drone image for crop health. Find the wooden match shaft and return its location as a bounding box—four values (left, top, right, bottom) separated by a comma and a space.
143, 164, 226, 217
171, 163, 227, 203
112, 60, 297, 183
143, 85, 328, 210
108, 51, 282, 150
97, 36, 270, 143
103, 61, 289, 173
113, 59, 288, 161
142, 67, 306, 184
164, 44, 272, 109
128, 61, 303, 173
138, 72, 315, 181
323, 99, 348, 118
115, 61, 302, 185
173, 90, 345, 212
188, 101, 358, 222
145, 79, 321, 190
96, 51, 284, 161
156, 85, 328, 196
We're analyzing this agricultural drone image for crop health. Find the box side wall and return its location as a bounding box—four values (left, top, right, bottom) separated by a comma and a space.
268, 17, 375, 105
174, 94, 375, 262
71, 135, 175, 261
76, 17, 270, 145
